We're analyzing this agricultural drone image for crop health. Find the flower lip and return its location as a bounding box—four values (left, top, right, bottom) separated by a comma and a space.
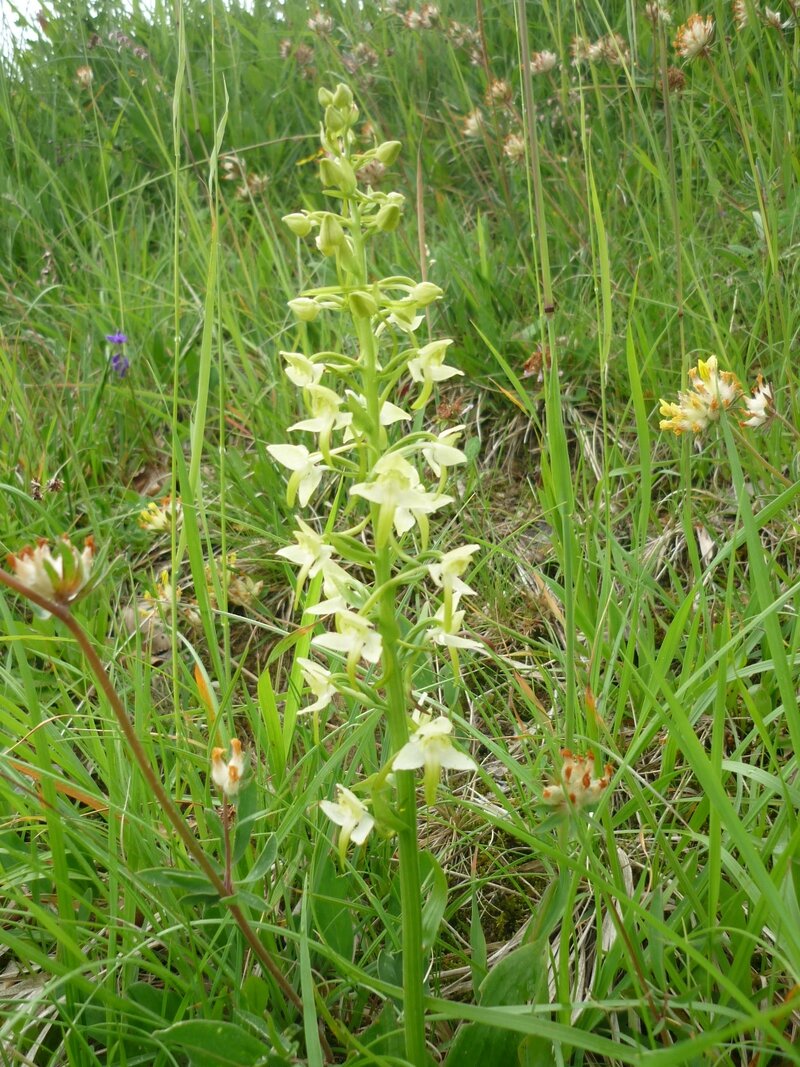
105, 332, 128, 345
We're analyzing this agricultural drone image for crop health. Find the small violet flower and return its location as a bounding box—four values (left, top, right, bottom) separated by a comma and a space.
105, 332, 128, 345
110, 352, 130, 378
392, 713, 477, 804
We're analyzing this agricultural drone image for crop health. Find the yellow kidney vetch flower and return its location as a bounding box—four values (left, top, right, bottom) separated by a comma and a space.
659, 355, 741, 435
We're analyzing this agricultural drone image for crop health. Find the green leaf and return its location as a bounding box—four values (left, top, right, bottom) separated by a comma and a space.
139, 868, 218, 901
311, 848, 354, 960
470, 886, 488, 998
258, 666, 286, 786
155, 1020, 280, 1066
446, 943, 545, 1067
420, 850, 448, 951
240, 835, 278, 884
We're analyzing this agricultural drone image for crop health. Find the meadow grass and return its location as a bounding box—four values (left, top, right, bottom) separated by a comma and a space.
1, 0, 799, 1064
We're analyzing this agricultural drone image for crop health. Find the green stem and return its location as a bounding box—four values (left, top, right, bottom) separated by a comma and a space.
342, 147, 427, 1067
376, 549, 427, 1067
0, 570, 335, 1059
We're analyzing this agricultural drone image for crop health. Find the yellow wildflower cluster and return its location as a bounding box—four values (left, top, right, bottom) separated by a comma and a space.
659, 355, 775, 435
659, 356, 741, 434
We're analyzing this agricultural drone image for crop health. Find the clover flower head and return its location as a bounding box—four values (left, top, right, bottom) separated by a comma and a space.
763, 5, 795, 27
732, 0, 754, 28
462, 109, 484, 138
205, 554, 264, 609
485, 78, 513, 108
76, 65, 93, 88
138, 495, 182, 532
320, 784, 375, 864
673, 14, 715, 59
530, 50, 558, 75
308, 10, 334, 33
142, 568, 181, 612
601, 32, 630, 64
503, 133, 526, 164
211, 738, 246, 799
298, 657, 337, 714
740, 375, 774, 428
267, 443, 327, 507
572, 35, 605, 62
392, 713, 477, 804
541, 749, 613, 810
689, 355, 741, 409
8, 535, 95, 613
659, 355, 741, 435
645, 1, 673, 25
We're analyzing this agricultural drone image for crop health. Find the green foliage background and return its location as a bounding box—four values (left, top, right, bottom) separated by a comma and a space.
1, 0, 799, 1063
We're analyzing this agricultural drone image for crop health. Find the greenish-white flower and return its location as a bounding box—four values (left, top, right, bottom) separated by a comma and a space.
288, 296, 322, 322
282, 351, 325, 388
320, 784, 375, 865
298, 657, 337, 714
428, 543, 480, 599
290, 384, 352, 438
266, 443, 326, 507
276, 518, 334, 583
407, 339, 463, 409
392, 714, 476, 804
428, 599, 483, 651
351, 453, 453, 543
422, 426, 468, 478
312, 609, 383, 668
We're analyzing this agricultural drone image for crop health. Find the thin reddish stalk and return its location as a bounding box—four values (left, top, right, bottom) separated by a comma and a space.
0, 568, 333, 1056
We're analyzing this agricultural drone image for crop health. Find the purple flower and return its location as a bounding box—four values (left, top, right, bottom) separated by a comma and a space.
106, 331, 128, 345
110, 352, 130, 378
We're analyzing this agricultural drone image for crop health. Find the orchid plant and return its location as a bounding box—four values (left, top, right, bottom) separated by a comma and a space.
269, 84, 479, 1065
